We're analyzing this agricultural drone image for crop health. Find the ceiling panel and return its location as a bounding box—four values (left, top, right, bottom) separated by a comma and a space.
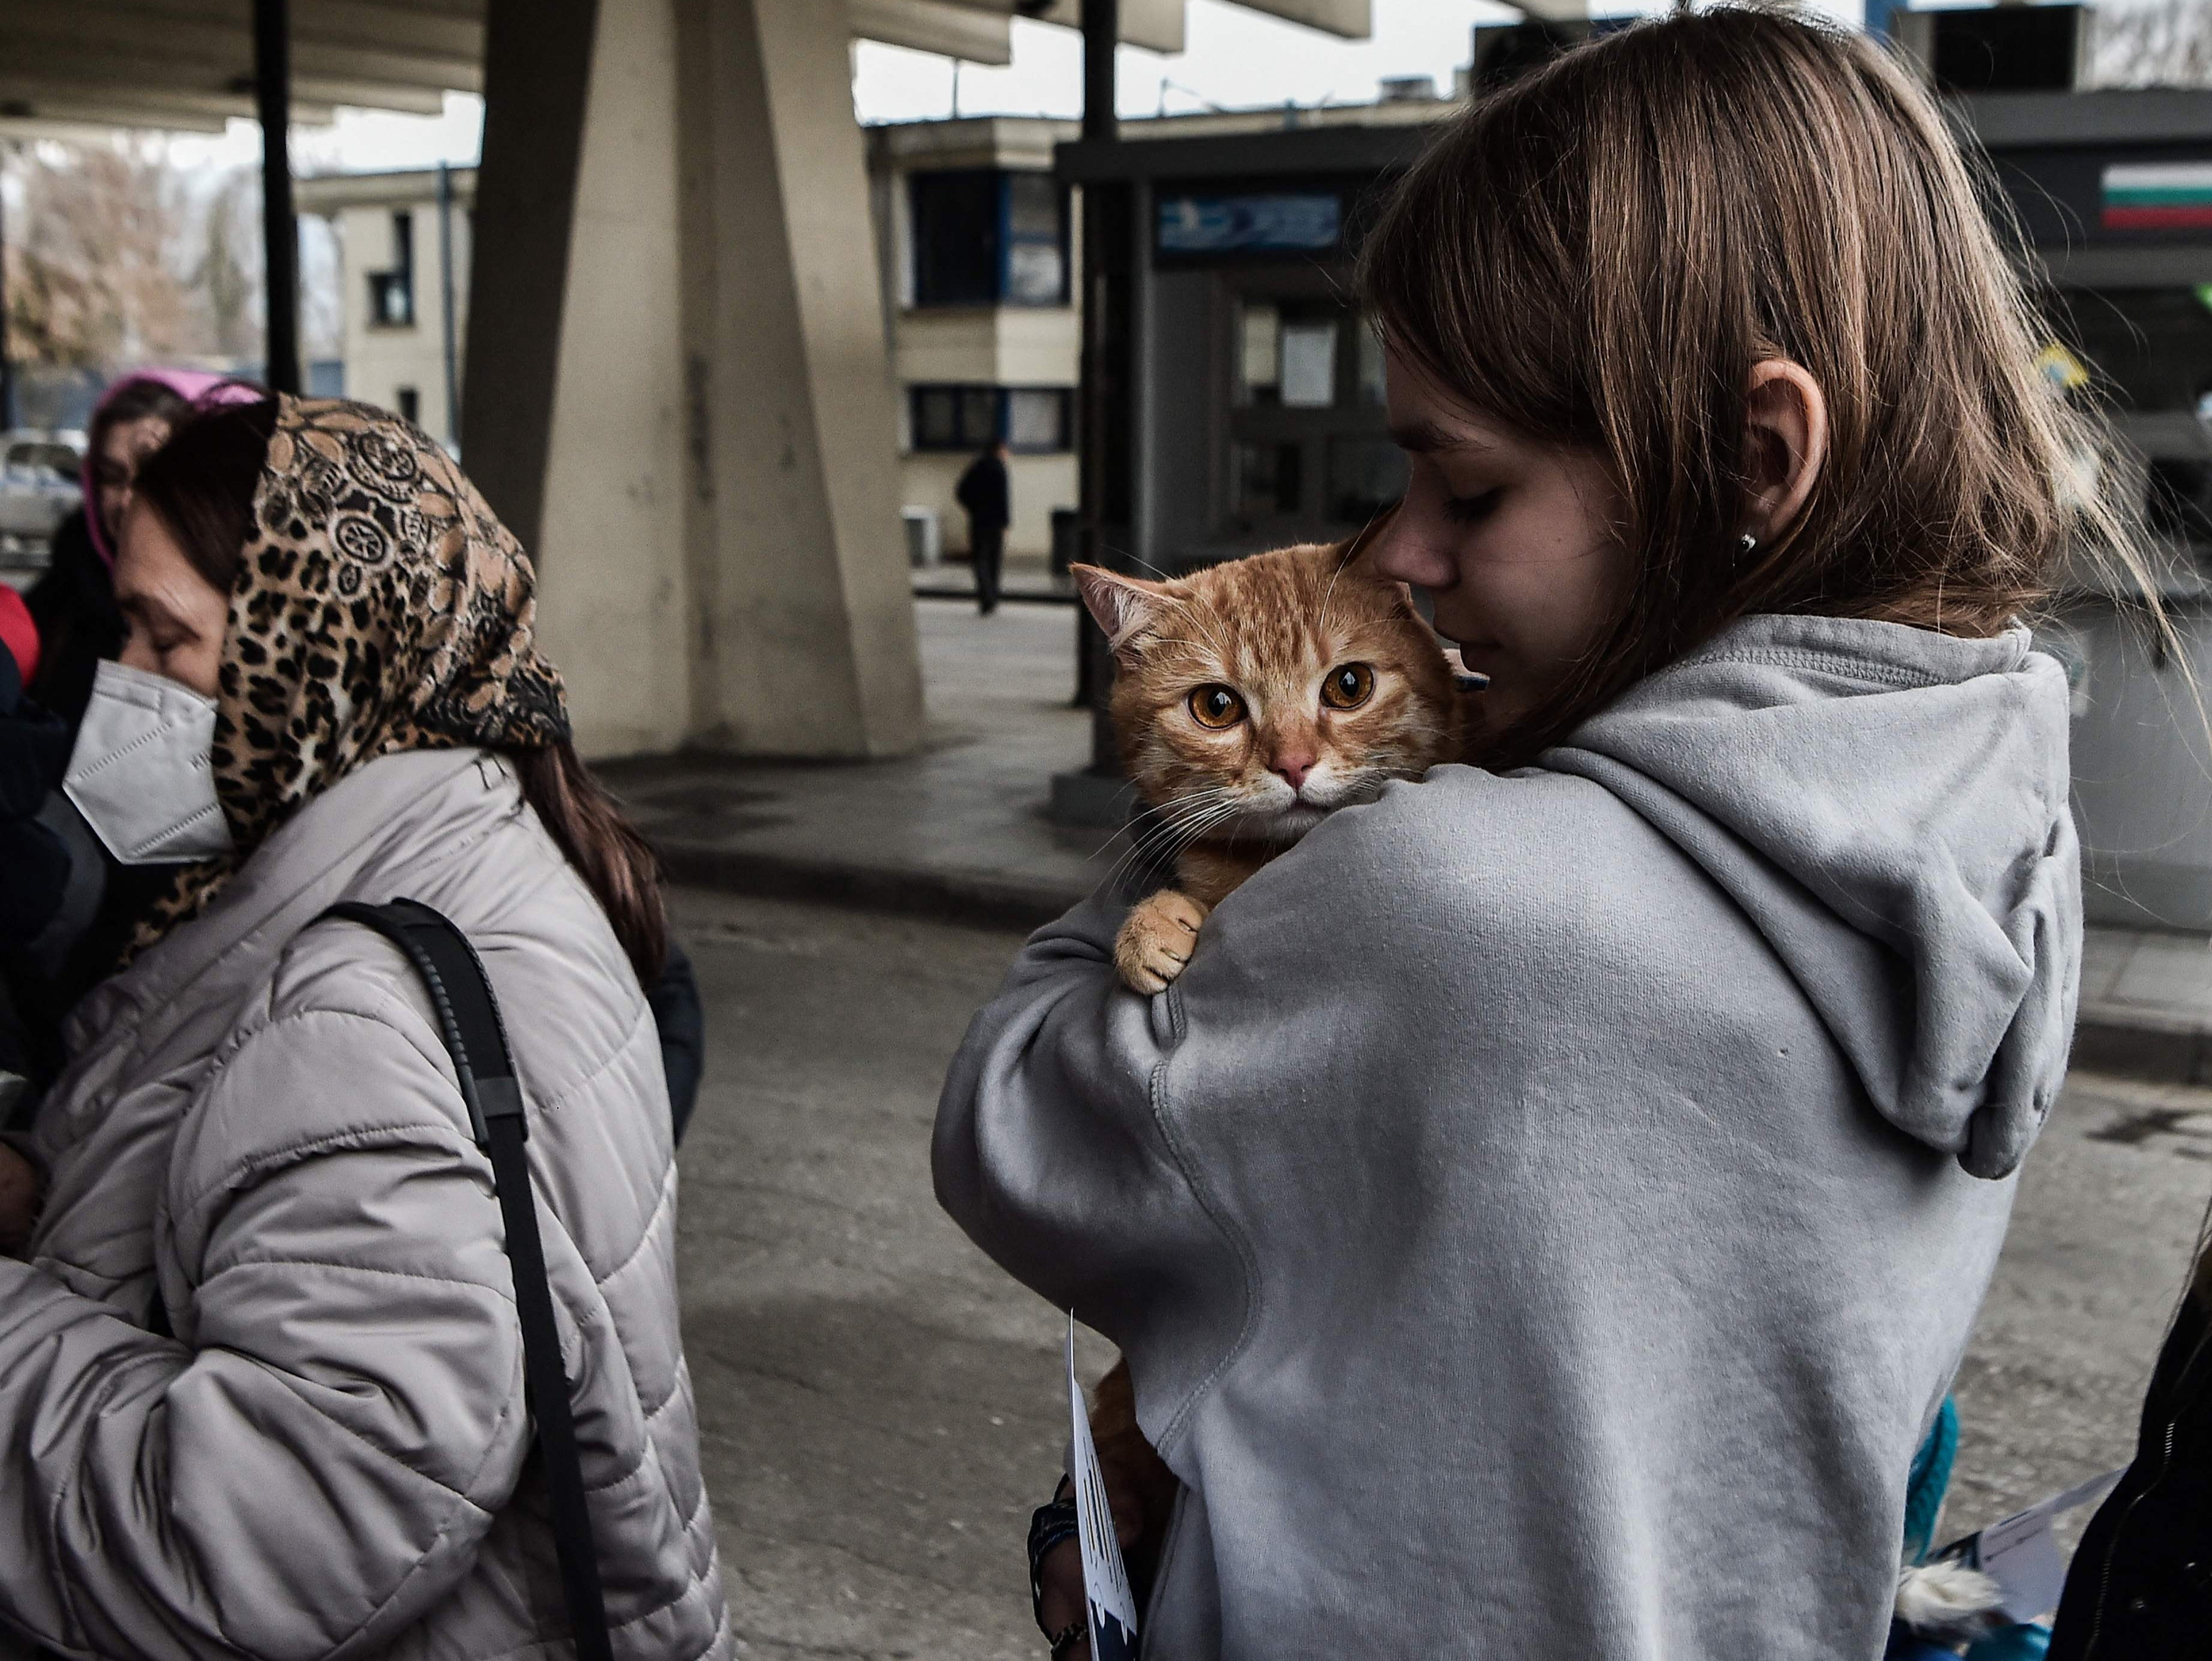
0, 0, 1373, 134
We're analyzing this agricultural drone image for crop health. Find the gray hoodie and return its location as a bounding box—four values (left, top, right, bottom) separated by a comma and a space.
934, 613, 2079, 1659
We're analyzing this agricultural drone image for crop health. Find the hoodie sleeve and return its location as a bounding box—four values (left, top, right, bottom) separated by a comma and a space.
0, 992, 530, 1661
933, 890, 1249, 1385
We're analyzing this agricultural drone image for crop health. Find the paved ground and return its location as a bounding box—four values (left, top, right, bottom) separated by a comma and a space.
602, 600, 1119, 930
671, 889, 1111, 1660
670, 884, 2212, 1656
2076, 926, 2212, 1084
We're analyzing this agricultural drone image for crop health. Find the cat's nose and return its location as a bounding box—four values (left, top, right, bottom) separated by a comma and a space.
1271, 752, 1317, 792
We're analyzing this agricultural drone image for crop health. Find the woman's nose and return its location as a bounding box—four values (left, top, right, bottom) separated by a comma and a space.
1368, 513, 1456, 590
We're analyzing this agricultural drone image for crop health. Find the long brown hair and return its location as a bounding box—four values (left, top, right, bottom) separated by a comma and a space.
134, 398, 669, 985
1359, 7, 2157, 767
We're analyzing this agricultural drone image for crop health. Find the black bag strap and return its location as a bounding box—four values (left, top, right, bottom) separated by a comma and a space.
320, 898, 614, 1661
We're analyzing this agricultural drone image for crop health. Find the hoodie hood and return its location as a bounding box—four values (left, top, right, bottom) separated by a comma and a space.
1542, 612, 2079, 1179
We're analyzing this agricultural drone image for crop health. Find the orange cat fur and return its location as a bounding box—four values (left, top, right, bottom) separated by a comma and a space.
1067, 538, 1466, 1564
1075, 538, 1465, 996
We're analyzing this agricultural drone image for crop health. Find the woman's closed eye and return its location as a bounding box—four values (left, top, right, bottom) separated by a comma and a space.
1442, 487, 1503, 526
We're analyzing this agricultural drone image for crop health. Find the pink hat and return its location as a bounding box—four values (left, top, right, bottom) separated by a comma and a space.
82, 369, 266, 570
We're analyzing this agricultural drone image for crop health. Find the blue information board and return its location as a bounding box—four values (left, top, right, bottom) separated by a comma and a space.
1157, 192, 1342, 254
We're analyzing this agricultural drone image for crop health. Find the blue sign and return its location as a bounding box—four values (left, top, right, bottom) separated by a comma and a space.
1157, 192, 1342, 254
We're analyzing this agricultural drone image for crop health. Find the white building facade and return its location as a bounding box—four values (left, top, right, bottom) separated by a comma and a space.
296, 166, 476, 449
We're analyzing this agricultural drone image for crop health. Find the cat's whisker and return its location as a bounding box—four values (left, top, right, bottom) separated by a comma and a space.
1103, 545, 1174, 583
1098, 790, 1248, 887
1119, 792, 1247, 871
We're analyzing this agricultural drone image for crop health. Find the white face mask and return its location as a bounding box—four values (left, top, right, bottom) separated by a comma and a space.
62, 660, 235, 865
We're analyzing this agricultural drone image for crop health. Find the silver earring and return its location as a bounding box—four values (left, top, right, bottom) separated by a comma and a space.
1737, 532, 1759, 559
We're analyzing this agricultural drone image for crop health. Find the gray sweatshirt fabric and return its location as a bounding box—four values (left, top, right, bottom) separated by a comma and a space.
0, 748, 729, 1660
935, 613, 2079, 1660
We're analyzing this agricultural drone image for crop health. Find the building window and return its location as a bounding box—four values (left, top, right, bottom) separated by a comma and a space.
910, 384, 1072, 453
396, 387, 420, 425
369, 209, 415, 328
1003, 173, 1066, 305
1236, 301, 1348, 408
909, 170, 1068, 309
1233, 441, 1302, 516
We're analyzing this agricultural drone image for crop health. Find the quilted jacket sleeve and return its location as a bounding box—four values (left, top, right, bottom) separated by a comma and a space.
0, 980, 531, 1660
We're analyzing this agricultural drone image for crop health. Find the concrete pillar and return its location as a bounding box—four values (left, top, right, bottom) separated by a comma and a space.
464, 0, 922, 760
530, 0, 690, 756
675, 0, 924, 758
461, 0, 597, 559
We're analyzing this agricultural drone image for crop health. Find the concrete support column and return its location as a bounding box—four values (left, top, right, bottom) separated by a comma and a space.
465, 0, 922, 760
675, 0, 923, 758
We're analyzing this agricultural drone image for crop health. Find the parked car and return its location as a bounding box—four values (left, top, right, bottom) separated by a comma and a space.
0, 431, 84, 583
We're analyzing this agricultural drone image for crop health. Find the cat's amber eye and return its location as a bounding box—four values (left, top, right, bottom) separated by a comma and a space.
1320, 663, 1376, 711
1187, 685, 1246, 729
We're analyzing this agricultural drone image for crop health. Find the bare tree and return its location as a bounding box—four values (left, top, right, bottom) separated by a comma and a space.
2, 137, 197, 371
2093, 0, 2212, 89
193, 169, 263, 362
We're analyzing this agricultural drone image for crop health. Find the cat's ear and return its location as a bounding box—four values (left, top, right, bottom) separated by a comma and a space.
1073, 565, 1171, 660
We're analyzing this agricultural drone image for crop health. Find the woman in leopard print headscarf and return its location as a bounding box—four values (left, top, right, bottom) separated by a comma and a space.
129, 396, 602, 953
0, 395, 729, 1659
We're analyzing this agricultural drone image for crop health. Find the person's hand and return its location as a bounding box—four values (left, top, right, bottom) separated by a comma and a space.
0, 1143, 41, 1256
1036, 1476, 1152, 1659
1037, 1535, 1089, 1659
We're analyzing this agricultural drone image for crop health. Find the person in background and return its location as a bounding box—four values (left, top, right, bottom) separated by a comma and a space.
4, 375, 264, 1105
2048, 1221, 2212, 1656
0, 588, 70, 1103
956, 438, 1012, 616
25, 371, 245, 734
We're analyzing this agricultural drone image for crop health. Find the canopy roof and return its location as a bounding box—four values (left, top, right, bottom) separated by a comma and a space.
0, 0, 1373, 134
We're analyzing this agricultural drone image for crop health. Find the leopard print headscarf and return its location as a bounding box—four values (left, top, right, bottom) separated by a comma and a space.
134, 396, 569, 952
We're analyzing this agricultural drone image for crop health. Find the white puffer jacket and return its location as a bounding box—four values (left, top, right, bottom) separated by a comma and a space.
0, 748, 729, 1660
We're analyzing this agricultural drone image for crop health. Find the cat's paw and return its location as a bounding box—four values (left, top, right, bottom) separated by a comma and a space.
1114, 890, 1211, 995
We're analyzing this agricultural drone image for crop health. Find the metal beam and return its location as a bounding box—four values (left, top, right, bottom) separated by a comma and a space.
16, 0, 486, 60
0, 110, 235, 136
1, 164, 13, 432
0, 76, 337, 127
1222, 0, 1369, 37
1031, 0, 1184, 55
257, 0, 301, 395
0, 39, 445, 118
1076, 0, 1114, 727
0, 4, 480, 96
847, 0, 1014, 65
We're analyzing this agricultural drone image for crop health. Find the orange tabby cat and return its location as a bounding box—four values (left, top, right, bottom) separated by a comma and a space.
1065, 537, 1468, 1570
1075, 538, 1466, 998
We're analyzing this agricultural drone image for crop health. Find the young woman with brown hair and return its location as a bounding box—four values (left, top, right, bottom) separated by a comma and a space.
0, 395, 728, 1658
938, 11, 2123, 1656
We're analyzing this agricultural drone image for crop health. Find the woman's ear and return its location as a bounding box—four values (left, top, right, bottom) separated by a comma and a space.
1742, 359, 1829, 544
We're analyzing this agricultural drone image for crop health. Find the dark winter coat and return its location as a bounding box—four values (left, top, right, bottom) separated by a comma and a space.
2049, 1237, 2212, 1658
955, 450, 1010, 529
0, 642, 71, 952
23, 508, 124, 738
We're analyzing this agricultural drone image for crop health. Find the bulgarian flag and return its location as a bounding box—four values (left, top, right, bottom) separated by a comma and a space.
2103, 163, 2212, 230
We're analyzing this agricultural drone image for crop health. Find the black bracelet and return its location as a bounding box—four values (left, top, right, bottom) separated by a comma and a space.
1047, 1617, 1088, 1658
1027, 1482, 1081, 1638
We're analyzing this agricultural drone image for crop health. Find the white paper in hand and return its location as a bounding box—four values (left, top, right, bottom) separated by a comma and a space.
1943, 1466, 2126, 1622
1068, 1314, 1141, 1660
